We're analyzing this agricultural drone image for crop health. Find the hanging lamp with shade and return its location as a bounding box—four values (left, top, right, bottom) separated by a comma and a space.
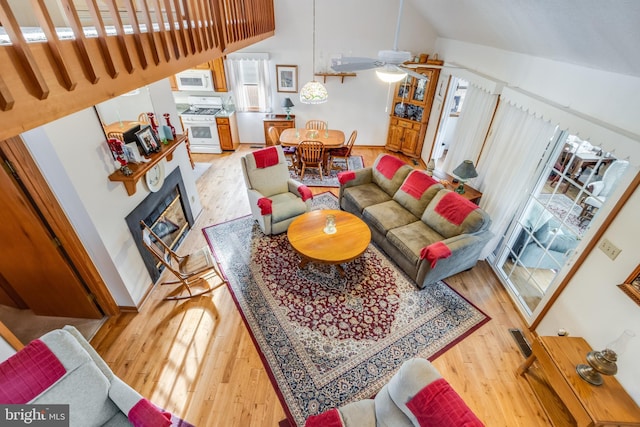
300, 0, 328, 104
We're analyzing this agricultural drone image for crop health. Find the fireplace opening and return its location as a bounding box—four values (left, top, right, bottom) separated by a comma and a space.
126, 168, 195, 282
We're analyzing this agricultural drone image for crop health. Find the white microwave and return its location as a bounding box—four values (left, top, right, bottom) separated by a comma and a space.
175, 69, 214, 92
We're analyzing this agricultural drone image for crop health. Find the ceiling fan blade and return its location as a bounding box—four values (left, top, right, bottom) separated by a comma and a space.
398, 66, 430, 81
331, 57, 381, 72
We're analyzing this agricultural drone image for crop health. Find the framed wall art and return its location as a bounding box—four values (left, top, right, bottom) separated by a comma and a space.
618, 263, 640, 306
276, 65, 298, 93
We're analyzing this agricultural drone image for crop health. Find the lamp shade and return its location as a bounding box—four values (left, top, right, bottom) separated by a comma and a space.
452, 160, 478, 180
282, 97, 295, 108
300, 80, 328, 104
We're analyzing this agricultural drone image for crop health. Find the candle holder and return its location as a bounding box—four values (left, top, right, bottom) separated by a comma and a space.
324, 214, 336, 234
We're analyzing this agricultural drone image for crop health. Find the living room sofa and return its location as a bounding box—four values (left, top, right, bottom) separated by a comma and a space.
304, 358, 484, 427
0, 325, 192, 427
339, 154, 493, 289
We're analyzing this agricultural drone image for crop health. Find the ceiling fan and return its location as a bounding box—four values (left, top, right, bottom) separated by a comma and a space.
330, 0, 428, 82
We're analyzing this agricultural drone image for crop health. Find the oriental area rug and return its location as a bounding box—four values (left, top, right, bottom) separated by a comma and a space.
202, 193, 489, 426
289, 156, 364, 187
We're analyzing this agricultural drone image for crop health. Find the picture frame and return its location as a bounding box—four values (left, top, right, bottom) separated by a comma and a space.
276, 64, 298, 93
123, 142, 149, 164
617, 263, 640, 306
135, 125, 160, 155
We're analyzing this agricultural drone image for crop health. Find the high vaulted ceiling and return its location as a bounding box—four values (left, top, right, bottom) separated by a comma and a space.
410, 0, 640, 78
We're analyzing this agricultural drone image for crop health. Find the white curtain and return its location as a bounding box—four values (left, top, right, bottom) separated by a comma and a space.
226, 55, 272, 112
475, 102, 558, 258
441, 84, 499, 174
431, 76, 460, 161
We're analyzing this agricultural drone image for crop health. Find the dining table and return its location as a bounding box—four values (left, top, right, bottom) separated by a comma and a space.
279, 128, 345, 171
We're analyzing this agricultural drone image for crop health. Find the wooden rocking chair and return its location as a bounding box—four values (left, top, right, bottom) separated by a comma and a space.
140, 220, 227, 300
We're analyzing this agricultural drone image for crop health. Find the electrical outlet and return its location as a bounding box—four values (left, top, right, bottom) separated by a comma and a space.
598, 238, 621, 260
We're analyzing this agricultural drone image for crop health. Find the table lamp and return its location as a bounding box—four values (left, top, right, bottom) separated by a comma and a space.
282, 97, 294, 120
451, 160, 478, 194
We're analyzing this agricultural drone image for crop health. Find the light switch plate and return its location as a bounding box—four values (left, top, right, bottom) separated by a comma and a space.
598, 238, 621, 260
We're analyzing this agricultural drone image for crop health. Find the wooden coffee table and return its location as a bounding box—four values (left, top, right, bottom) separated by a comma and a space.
287, 209, 371, 276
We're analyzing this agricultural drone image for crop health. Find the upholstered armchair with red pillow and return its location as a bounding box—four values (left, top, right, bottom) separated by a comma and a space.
304, 358, 483, 427
241, 145, 313, 235
0, 326, 193, 426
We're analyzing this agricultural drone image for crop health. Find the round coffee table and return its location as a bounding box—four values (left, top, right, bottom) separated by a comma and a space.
287, 209, 371, 277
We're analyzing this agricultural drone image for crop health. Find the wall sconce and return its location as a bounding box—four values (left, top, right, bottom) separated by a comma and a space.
576, 329, 635, 386
451, 160, 478, 194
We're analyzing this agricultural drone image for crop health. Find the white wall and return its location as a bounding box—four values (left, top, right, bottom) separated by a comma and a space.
435, 38, 640, 402
22, 79, 202, 306
232, 0, 438, 145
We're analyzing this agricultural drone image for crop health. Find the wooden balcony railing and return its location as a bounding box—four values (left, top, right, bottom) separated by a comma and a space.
0, 0, 274, 141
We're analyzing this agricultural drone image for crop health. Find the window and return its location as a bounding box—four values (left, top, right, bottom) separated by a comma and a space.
226, 53, 271, 112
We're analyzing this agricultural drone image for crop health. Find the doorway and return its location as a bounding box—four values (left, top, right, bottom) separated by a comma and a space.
492, 131, 630, 316
0, 137, 118, 321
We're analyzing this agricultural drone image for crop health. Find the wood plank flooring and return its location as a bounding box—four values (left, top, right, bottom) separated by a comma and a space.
91, 145, 549, 426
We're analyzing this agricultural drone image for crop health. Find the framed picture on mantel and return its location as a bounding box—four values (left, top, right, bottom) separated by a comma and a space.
276, 65, 298, 93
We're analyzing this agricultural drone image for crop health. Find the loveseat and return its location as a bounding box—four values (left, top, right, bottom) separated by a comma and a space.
0, 325, 192, 427
339, 154, 493, 288
304, 358, 484, 427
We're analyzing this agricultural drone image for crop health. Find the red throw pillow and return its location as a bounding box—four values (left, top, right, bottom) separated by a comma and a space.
298, 185, 313, 201
376, 155, 405, 179
406, 378, 484, 427
257, 197, 273, 215
128, 398, 172, 427
434, 192, 477, 226
253, 146, 279, 168
419, 242, 452, 268
304, 408, 344, 427
338, 170, 356, 185
400, 171, 439, 199
0, 339, 66, 404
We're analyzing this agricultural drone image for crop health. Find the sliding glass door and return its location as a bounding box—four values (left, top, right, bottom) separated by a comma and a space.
492, 132, 629, 316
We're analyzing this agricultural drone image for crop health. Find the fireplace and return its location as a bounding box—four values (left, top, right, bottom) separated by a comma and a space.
126, 168, 195, 282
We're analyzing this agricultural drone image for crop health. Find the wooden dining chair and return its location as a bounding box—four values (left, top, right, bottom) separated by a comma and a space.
328, 130, 357, 171
137, 113, 150, 124
305, 120, 327, 130
140, 220, 228, 300
298, 140, 325, 180
268, 126, 298, 172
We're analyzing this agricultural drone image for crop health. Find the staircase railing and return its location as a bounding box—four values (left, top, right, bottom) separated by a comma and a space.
0, 0, 274, 141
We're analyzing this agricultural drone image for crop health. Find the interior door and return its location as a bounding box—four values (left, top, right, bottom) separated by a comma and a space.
0, 160, 103, 318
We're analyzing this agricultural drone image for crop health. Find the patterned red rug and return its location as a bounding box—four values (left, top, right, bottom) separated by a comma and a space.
202, 192, 489, 426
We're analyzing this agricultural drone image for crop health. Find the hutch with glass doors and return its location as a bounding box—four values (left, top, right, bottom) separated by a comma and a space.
385, 60, 443, 158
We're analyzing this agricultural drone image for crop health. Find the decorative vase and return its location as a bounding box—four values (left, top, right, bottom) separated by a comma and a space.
324, 214, 337, 234
146, 112, 159, 135
163, 113, 176, 138
426, 158, 436, 176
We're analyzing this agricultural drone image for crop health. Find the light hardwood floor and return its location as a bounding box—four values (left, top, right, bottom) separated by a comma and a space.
91, 145, 549, 426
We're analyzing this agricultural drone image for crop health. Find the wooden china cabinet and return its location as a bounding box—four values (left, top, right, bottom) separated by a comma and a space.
385, 61, 442, 158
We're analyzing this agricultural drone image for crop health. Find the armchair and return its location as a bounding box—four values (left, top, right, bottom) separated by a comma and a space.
241, 145, 313, 235
579, 160, 628, 221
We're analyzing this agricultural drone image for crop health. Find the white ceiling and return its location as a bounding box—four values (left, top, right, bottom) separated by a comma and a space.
409, 0, 640, 78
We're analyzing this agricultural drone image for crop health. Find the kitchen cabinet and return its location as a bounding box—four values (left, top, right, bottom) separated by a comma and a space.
193, 57, 228, 92
171, 57, 228, 92
216, 112, 239, 151
385, 61, 442, 158
263, 114, 295, 144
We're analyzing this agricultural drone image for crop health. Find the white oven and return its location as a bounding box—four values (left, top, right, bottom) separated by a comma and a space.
175, 69, 215, 92
180, 96, 223, 154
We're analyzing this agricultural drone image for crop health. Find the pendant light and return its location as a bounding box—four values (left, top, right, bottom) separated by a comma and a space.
300, 0, 328, 104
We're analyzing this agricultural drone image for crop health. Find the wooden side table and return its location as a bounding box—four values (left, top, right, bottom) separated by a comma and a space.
431, 169, 483, 204
263, 114, 295, 144
517, 336, 640, 426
